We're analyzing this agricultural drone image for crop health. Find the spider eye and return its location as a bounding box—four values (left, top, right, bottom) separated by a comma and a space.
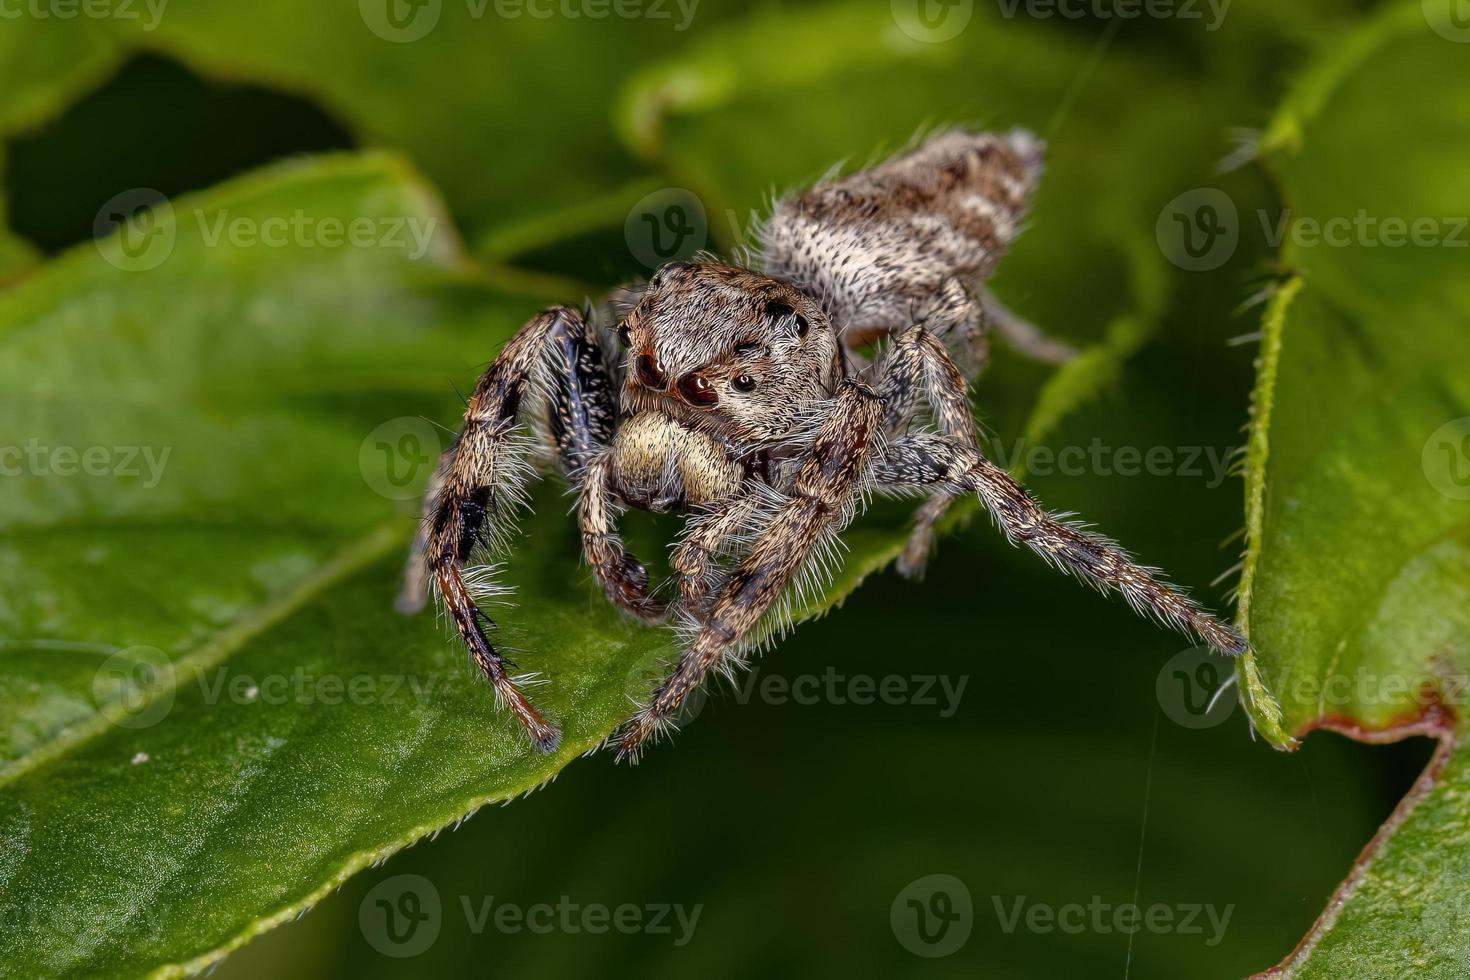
733, 374, 757, 392
765, 299, 810, 338
617, 325, 631, 347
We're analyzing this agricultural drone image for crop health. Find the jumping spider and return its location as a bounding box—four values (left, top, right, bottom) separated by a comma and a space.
398, 129, 1247, 761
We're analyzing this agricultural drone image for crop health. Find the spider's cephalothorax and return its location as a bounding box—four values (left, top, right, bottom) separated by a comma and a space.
399, 129, 1247, 760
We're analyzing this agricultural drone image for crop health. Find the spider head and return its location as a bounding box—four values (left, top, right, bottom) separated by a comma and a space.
617, 262, 842, 443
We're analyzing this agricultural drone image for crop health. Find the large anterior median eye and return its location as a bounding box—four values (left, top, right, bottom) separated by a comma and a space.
677, 372, 719, 406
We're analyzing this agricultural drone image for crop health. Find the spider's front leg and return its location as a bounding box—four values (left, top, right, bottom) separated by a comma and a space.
669, 494, 768, 621
398, 305, 625, 753
614, 380, 884, 762
875, 432, 1248, 656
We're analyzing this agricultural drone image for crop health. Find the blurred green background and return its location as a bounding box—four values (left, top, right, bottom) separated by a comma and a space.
0, 0, 1444, 976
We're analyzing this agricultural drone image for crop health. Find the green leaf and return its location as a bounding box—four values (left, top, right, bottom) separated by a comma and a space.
1234, 4, 1470, 974
17, 4, 765, 258
0, 6, 779, 272
0, 19, 123, 281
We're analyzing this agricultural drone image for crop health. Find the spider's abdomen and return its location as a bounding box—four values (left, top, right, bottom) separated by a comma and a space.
610, 411, 744, 512
760, 129, 1043, 340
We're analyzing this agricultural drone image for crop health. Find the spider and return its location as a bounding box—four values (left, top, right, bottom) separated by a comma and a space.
397, 129, 1247, 761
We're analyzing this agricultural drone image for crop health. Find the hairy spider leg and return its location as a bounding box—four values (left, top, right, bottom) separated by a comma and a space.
402, 306, 624, 753
874, 432, 1248, 657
